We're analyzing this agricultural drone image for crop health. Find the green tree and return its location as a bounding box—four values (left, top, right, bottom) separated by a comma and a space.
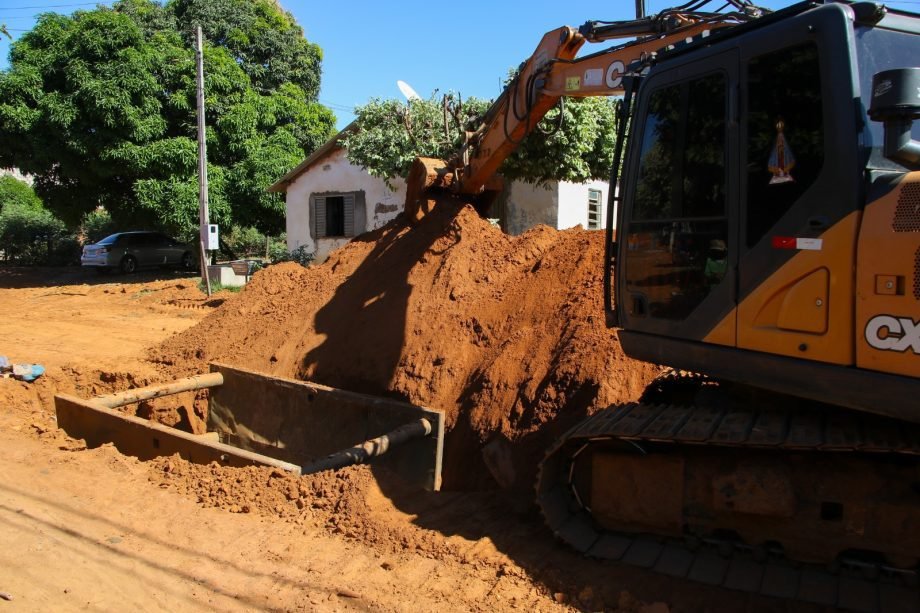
342, 93, 619, 188
169, 0, 323, 98
0, 0, 334, 237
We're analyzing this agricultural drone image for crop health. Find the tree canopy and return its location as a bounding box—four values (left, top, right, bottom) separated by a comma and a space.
0, 0, 335, 236
342, 93, 619, 189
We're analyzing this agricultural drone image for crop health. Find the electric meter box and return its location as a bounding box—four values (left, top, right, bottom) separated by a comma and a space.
207, 224, 219, 250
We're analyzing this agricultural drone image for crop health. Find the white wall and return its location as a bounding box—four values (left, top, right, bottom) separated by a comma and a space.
1, 168, 32, 185
504, 181, 558, 236
557, 179, 609, 231
285, 148, 406, 262
503, 179, 611, 235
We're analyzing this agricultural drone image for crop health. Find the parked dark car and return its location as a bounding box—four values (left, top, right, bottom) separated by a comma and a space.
81, 231, 195, 274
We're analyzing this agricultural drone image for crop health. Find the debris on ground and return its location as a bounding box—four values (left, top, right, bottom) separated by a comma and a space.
1, 356, 45, 382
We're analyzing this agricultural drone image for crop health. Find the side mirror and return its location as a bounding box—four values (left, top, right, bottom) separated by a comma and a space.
869, 68, 920, 168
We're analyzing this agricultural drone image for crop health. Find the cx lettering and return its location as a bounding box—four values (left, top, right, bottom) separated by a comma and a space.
606, 56, 646, 89
865, 315, 920, 354
605, 61, 626, 89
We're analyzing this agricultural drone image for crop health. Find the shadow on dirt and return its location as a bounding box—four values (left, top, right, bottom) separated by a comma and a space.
297, 200, 462, 401
0, 266, 200, 289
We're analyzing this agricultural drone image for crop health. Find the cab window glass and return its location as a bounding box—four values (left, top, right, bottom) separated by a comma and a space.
626, 72, 729, 321
684, 76, 727, 217
633, 85, 679, 221
746, 43, 823, 246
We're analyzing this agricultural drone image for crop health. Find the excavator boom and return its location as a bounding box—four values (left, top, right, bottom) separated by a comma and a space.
455, 2, 763, 195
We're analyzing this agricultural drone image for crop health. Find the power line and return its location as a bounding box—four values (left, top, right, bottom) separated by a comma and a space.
0, 3, 102, 10
320, 100, 355, 112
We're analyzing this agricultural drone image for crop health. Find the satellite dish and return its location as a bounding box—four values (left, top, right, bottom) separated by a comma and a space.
397, 80, 421, 101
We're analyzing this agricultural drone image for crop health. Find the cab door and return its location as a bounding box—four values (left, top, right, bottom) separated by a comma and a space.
735, 6, 861, 366
616, 50, 739, 344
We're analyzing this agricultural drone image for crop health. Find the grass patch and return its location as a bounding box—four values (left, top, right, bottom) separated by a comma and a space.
198, 279, 244, 294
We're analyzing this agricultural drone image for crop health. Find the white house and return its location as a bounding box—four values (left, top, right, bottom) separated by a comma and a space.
1, 167, 33, 185
502, 179, 609, 236
268, 124, 407, 262
268, 126, 611, 262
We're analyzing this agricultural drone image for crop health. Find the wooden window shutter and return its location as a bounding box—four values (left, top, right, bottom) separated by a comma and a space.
314, 195, 326, 238
343, 193, 356, 237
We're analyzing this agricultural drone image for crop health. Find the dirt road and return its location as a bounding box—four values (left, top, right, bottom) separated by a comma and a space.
0, 267, 816, 612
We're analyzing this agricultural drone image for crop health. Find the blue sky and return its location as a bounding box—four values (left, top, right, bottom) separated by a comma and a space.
1, 0, 918, 130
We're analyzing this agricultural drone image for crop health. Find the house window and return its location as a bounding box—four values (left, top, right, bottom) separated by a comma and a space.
587, 189, 603, 230
310, 192, 363, 239
325, 196, 345, 236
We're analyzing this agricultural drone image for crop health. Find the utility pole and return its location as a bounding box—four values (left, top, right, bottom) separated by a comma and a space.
636, 0, 646, 18
195, 25, 212, 295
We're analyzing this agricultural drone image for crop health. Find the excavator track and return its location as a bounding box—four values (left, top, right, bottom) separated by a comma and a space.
536, 400, 920, 612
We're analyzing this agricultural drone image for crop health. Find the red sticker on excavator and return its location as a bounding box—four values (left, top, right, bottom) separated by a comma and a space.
772, 236, 797, 249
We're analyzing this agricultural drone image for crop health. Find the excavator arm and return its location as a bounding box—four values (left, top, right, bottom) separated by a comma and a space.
453, 1, 765, 196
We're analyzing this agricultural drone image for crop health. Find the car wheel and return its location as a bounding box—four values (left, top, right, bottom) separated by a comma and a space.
180, 251, 195, 270
120, 255, 137, 274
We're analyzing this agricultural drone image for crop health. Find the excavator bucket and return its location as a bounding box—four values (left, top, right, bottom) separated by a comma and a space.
404, 157, 454, 222
403, 156, 504, 221
54, 363, 444, 491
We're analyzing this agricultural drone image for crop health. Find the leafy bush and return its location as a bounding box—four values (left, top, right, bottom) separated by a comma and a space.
0, 175, 42, 214
225, 225, 268, 258
266, 234, 289, 261
48, 235, 82, 266
0, 176, 85, 265
0, 200, 71, 264
81, 208, 117, 244
270, 244, 314, 267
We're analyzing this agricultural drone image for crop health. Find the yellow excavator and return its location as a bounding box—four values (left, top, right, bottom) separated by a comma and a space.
405, 0, 920, 608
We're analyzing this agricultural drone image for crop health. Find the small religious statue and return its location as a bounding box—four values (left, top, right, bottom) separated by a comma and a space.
768, 119, 796, 184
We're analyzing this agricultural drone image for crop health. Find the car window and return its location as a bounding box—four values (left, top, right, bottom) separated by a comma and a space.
123, 234, 150, 246
98, 234, 120, 245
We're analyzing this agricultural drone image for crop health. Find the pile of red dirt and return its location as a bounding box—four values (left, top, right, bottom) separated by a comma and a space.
151, 199, 660, 490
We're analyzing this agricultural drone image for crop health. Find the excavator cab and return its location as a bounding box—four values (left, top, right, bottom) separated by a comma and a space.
609, 1, 920, 420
